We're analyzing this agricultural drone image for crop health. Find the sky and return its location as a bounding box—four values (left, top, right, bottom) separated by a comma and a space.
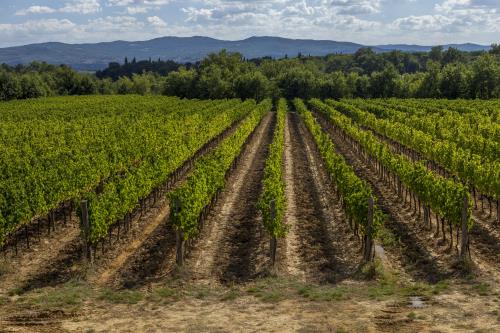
0, 0, 498, 47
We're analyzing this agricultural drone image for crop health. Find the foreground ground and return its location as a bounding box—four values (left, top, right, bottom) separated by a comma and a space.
0, 266, 499, 333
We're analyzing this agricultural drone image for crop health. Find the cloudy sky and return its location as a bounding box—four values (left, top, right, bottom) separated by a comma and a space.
0, 0, 498, 47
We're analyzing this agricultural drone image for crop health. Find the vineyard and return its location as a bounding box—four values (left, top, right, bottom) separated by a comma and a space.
0, 95, 499, 331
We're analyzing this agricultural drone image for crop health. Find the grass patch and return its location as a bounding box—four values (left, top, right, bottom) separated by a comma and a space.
407, 312, 416, 320
0, 261, 9, 277
471, 283, 491, 296
220, 287, 241, 301
188, 285, 214, 300
377, 227, 399, 248
297, 285, 348, 302
0, 295, 8, 305
99, 289, 144, 304
7, 288, 23, 297
147, 287, 180, 303
29, 281, 92, 312
367, 280, 397, 300
401, 280, 448, 298
246, 277, 290, 303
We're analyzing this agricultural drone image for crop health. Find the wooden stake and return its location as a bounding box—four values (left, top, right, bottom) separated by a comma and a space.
363, 196, 374, 263
270, 200, 277, 267
460, 195, 470, 261
80, 200, 92, 264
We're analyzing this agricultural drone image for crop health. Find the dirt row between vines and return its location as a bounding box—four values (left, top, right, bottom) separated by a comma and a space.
282, 112, 361, 283
184, 112, 273, 283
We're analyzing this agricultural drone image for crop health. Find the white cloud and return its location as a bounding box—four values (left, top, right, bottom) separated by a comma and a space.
126, 6, 149, 14
147, 16, 167, 28
16, 0, 101, 16
107, 0, 170, 6
86, 16, 145, 32
16, 6, 56, 16
331, 0, 383, 15
0, 19, 77, 35
60, 0, 101, 14
2, 0, 499, 47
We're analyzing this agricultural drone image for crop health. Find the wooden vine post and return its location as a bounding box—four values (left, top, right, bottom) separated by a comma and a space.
363, 196, 374, 263
80, 200, 93, 264
270, 200, 277, 267
174, 199, 184, 266
460, 194, 470, 262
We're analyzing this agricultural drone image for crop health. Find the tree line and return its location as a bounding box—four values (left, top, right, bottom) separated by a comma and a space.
1, 44, 499, 102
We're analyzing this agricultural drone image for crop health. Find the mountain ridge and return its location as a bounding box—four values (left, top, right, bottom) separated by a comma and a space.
0, 36, 490, 71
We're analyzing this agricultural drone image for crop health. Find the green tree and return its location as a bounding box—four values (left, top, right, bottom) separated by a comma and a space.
197, 65, 233, 99
369, 64, 399, 98
131, 73, 152, 95
115, 76, 134, 94
440, 63, 469, 98
19, 74, 49, 99
0, 71, 21, 100
233, 71, 270, 101
277, 67, 317, 99
318, 71, 348, 99
417, 60, 441, 97
163, 67, 198, 98
429, 46, 443, 62
470, 54, 499, 99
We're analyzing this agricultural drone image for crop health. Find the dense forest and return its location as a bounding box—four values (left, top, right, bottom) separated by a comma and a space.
1, 44, 499, 102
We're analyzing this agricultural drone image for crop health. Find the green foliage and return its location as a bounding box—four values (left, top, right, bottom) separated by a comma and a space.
84, 99, 255, 244
313, 99, 473, 228
169, 99, 271, 240
346, 98, 499, 201
0, 96, 248, 246
1, 47, 500, 102
257, 98, 287, 238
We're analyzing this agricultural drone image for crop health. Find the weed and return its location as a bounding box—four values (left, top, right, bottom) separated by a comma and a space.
367, 278, 397, 300
407, 312, 416, 320
472, 283, 491, 296
7, 288, 22, 297
220, 288, 240, 301
297, 285, 347, 302
377, 227, 398, 248
99, 289, 144, 304
147, 287, 179, 303
246, 277, 289, 303
30, 281, 92, 311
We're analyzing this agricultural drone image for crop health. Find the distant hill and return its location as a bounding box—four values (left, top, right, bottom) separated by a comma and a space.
0, 36, 491, 71
374, 43, 491, 53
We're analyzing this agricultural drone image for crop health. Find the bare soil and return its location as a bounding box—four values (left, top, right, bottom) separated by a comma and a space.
0, 216, 82, 295
283, 112, 361, 283
186, 112, 273, 284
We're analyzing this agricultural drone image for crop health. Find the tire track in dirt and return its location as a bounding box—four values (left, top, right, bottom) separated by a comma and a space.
282, 114, 306, 280
187, 112, 273, 284
285, 112, 360, 283
94, 200, 176, 288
